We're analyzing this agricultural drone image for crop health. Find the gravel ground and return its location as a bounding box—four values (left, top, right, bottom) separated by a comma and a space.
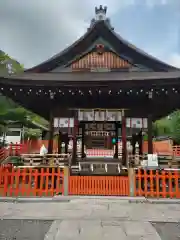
152, 222, 180, 240
0, 220, 53, 240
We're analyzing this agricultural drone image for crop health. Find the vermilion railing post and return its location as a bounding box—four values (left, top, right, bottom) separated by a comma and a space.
9, 144, 12, 156
155, 170, 160, 198
3, 167, 8, 196
128, 167, 135, 197
161, 171, 166, 198
174, 170, 179, 198
63, 166, 69, 196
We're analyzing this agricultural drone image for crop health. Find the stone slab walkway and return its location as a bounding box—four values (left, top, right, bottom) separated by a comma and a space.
0, 198, 180, 239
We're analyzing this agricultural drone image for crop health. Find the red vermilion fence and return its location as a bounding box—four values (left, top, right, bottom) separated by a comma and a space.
0, 148, 6, 162
0, 167, 64, 197
1, 167, 180, 198
8, 144, 28, 156
173, 146, 180, 157
69, 176, 129, 196
135, 169, 180, 198
0, 144, 28, 163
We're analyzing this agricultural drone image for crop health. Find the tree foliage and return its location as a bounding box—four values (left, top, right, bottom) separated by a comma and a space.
0, 50, 48, 140
153, 110, 180, 144
0, 50, 23, 74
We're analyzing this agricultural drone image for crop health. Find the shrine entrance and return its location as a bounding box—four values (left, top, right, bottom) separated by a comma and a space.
77, 109, 124, 159
83, 122, 117, 149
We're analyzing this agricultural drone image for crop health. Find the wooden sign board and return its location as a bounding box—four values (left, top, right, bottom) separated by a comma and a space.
78, 109, 122, 122
126, 118, 147, 129
54, 118, 74, 128
147, 154, 158, 167
85, 123, 115, 131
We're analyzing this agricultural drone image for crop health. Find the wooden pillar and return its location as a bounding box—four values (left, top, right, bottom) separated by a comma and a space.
72, 116, 78, 165
48, 111, 54, 154
122, 110, 127, 166
107, 135, 111, 149
58, 131, 62, 154
64, 133, 68, 154
148, 91, 153, 154
148, 114, 153, 154
81, 123, 85, 158
114, 122, 119, 158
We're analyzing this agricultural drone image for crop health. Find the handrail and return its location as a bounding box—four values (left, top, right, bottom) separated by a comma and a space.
0, 148, 8, 162
21, 153, 71, 157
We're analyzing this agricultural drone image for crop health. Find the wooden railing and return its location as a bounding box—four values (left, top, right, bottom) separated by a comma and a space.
0, 166, 64, 197
21, 153, 71, 166
69, 176, 129, 196
173, 146, 180, 157
0, 148, 8, 163
0, 148, 5, 162
3, 143, 180, 157
8, 143, 28, 156
135, 169, 180, 198
0, 166, 180, 198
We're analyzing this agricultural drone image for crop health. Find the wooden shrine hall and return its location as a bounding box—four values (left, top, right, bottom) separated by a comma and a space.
0, 5, 180, 166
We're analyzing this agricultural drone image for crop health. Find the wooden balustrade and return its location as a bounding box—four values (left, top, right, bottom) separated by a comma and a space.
21, 153, 71, 166
135, 169, 180, 198
0, 166, 180, 198
0, 166, 64, 197
69, 176, 129, 196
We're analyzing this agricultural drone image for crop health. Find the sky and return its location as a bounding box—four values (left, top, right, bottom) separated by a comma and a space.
0, 0, 180, 69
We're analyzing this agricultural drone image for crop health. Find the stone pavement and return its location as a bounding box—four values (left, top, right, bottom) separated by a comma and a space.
0, 197, 180, 239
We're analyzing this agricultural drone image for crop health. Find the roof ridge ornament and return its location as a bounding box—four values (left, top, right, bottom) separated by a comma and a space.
95, 5, 107, 20
89, 5, 114, 30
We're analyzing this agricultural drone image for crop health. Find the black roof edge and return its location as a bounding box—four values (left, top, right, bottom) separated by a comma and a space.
110, 25, 179, 71
25, 22, 98, 73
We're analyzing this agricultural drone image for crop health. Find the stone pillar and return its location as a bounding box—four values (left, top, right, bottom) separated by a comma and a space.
48, 111, 54, 154
122, 110, 127, 166
81, 123, 85, 158
114, 122, 119, 158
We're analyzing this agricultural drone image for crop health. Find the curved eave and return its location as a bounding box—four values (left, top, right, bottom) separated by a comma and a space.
1, 71, 180, 86
25, 20, 179, 73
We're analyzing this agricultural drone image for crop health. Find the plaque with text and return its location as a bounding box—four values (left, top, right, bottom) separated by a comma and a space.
54, 118, 74, 128
85, 123, 115, 131
78, 109, 122, 122
126, 118, 147, 129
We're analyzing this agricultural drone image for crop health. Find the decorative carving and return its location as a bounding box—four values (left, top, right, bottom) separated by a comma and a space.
96, 44, 104, 55
71, 51, 131, 70
95, 5, 107, 21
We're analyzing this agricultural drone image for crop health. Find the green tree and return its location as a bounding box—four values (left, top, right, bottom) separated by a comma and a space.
153, 118, 171, 137
152, 110, 180, 144
168, 111, 180, 144
0, 50, 23, 74
0, 50, 48, 140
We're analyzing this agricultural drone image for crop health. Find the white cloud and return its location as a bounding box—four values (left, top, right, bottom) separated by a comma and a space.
145, 0, 180, 8
0, 0, 179, 68
0, 0, 135, 67
168, 53, 180, 68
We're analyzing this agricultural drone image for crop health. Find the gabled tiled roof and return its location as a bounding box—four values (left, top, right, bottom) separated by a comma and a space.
25, 16, 179, 73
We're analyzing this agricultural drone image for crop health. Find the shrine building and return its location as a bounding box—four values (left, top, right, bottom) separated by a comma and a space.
0, 6, 180, 166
